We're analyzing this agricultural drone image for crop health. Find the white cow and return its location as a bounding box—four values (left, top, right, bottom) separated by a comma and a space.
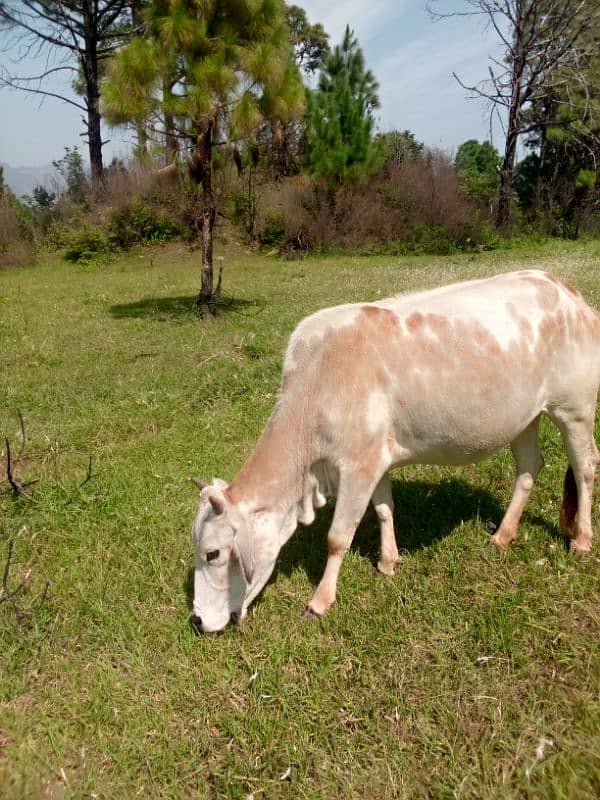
190, 270, 600, 633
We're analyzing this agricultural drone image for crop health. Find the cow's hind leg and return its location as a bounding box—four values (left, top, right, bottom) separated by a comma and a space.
491, 416, 544, 551
307, 468, 381, 617
371, 473, 400, 576
549, 407, 599, 554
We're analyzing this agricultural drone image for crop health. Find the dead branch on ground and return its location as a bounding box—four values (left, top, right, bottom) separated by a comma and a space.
0, 526, 49, 625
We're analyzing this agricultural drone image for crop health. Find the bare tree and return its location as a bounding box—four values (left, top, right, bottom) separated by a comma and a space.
430, 0, 600, 227
0, 1, 134, 188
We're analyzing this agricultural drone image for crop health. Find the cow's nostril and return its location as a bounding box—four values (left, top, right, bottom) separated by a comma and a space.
189, 613, 202, 630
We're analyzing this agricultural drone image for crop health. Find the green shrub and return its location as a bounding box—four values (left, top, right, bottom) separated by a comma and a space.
108, 201, 181, 248
386, 225, 462, 256
259, 213, 286, 247
475, 222, 504, 251
64, 226, 113, 265
0, 187, 37, 268
41, 224, 71, 252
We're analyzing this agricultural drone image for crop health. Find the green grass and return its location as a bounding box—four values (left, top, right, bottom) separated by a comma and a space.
1, 239, 600, 799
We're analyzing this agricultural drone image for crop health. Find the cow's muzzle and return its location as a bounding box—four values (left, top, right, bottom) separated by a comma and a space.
189, 611, 240, 634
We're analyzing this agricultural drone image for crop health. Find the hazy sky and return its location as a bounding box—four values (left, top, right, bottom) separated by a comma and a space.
0, 1, 504, 168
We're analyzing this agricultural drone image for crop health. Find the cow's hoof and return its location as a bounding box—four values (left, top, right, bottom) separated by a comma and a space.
303, 605, 323, 621
377, 559, 397, 576
569, 540, 591, 556
489, 533, 509, 552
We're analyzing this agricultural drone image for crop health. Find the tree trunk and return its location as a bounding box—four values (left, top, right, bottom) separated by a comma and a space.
135, 124, 148, 159
87, 95, 104, 189
131, 1, 148, 162
193, 124, 216, 318
163, 77, 179, 163
496, 124, 518, 228
82, 3, 104, 190
533, 110, 549, 217
495, 4, 526, 230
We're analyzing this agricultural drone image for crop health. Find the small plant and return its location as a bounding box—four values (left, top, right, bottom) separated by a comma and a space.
475, 221, 504, 250
52, 146, 90, 206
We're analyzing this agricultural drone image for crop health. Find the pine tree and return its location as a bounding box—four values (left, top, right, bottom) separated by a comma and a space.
304, 26, 380, 187
103, 0, 304, 316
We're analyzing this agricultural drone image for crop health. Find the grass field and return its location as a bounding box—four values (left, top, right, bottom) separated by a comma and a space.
1, 239, 600, 799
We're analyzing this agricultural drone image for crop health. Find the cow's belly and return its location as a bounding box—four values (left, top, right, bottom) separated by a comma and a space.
388, 392, 544, 467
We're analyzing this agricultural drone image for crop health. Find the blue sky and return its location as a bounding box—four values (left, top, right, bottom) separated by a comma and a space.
0, 1, 504, 168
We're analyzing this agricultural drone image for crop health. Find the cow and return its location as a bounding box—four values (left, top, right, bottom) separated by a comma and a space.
190, 270, 600, 633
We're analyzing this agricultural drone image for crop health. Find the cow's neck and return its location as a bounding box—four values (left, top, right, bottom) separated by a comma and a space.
226, 401, 309, 529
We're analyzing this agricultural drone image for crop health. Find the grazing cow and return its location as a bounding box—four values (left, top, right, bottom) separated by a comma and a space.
190, 270, 600, 633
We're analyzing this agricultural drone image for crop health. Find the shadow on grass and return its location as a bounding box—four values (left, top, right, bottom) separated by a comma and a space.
274, 476, 506, 588
109, 294, 262, 321
184, 476, 547, 614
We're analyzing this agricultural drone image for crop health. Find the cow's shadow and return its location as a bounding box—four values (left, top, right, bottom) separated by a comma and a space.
184, 475, 563, 612
272, 476, 506, 588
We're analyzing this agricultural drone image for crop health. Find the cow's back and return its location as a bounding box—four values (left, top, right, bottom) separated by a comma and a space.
282, 270, 600, 467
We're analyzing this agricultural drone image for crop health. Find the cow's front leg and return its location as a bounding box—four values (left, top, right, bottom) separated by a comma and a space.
307, 470, 379, 617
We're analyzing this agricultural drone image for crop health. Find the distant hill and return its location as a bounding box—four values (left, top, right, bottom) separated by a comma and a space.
1, 162, 57, 198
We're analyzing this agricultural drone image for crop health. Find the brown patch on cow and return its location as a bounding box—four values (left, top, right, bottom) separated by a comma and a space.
361, 305, 399, 331
575, 307, 600, 338
533, 310, 568, 375
425, 313, 452, 338
559, 466, 578, 533
522, 276, 560, 310
546, 273, 581, 297
406, 312, 424, 332
472, 323, 503, 356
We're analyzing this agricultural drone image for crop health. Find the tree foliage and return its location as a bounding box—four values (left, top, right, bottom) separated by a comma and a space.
518, 8, 600, 232
432, 0, 600, 227
304, 25, 380, 187
455, 139, 501, 207
286, 4, 329, 77
377, 130, 424, 168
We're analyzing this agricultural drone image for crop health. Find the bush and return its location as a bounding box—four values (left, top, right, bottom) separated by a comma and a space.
260, 213, 286, 247
0, 189, 36, 269
255, 149, 483, 255
64, 226, 113, 265
108, 201, 181, 248
40, 224, 72, 252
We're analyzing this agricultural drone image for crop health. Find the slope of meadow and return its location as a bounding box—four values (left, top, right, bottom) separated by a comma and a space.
1, 240, 600, 798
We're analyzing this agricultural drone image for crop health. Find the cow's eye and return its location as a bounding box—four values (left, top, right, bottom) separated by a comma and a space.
206, 549, 220, 563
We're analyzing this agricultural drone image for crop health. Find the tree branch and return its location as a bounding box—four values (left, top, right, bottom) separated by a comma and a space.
0, 71, 88, 112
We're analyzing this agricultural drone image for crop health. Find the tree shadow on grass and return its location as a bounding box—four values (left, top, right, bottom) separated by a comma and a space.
109, 294, 262, 321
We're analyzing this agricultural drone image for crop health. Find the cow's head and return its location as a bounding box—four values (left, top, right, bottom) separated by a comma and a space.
189, 478, 279, 633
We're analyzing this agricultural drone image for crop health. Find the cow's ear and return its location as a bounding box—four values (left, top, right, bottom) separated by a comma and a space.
208, 492, 227, 515
234, 531, 254, 584
191, 476, 208, 491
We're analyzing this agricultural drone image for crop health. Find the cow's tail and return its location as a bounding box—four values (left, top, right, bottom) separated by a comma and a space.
559, 465, 577, 533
